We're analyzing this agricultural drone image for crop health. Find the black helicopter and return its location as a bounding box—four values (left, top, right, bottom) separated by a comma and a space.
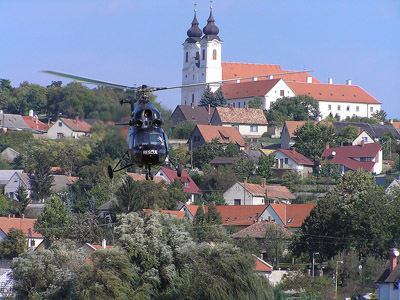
43, 69, 311, 180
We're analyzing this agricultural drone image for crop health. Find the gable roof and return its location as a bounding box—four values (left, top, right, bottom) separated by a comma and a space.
231, 221, 292, 239
171, 105, 215, 125
391, 121, 400, 131
286, 82, 381, 104
254, 255, 273, 272
126, 172, 167, 184
159, 167, 201, 194
276, 149, 314, 166
376, 264, 400, 284
222, 62, 319, 83
322, 143, 382, 172
332, 122, 400, 140
213, 107, 268, 125
1, 114, 30, 130
0, 170, 24, 185
143, 209, 185, 219
221, 78, 281, 100
238, 182, 295, 200
21, 116, 49, 131
51, 175, 75, 193
269, 203, 316, 228
196, 125, 245, 147
0, 216, 42, 238
60, 118, 91, 133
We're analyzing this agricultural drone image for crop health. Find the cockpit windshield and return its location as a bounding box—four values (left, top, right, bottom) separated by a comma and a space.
134, 132, 164, 147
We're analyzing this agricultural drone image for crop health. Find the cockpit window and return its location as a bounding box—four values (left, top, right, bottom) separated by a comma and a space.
133, 132, 163, 146
150, 133, 164, 145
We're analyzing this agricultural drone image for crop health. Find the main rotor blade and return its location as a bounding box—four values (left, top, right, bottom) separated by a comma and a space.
153, 70, 313, 91
42, 70, 137, 90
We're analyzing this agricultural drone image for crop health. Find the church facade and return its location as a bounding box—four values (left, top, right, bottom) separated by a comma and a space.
181, 7, 381, 120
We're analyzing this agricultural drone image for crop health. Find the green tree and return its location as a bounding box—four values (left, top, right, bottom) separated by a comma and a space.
173, 120, 196, 139
1, 228, 26, 259
30, 154, 54, 202
34, 195, 71, 245
255, 154, 275, 179
114, 176, 140, 214
64, 212, 105, 245
232, 158, 256, 179
371, 110, 387, 123
247, 96, 263, 109
265, 95, 320, 123
192, 138, 225, 168
199, 192, 226, 206
379, 130, 398, 160
262, 223, 292, 268
294, 121, 336, 160
283, 171, 302, 192
199, 86, 226, 107
199, 165, 239, 194
337, 125, 359, 146
15, 184, 30, 217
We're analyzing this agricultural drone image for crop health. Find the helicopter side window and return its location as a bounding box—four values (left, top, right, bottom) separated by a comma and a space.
134, 132, 150, 146
150, 133, 164, 145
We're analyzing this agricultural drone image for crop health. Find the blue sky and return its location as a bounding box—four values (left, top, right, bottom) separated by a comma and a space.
1, 0, 399, 118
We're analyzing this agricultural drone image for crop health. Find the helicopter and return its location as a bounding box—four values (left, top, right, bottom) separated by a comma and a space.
42, 69, 312, 180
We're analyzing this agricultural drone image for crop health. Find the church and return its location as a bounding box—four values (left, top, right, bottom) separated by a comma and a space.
181, 5, 381, 121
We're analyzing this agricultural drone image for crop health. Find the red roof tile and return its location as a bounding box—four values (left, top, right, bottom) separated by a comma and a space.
126, 172, 167, 184
159, 167, 201, 194
231, 221, 292, 239
222, 62, 319, 83
239, 182, 295, 200
61, 118, 91, 132
196, 125, 245, 147
286, 82, 381, 104
222, 79, 281, 100
22, 116, 49, 131
143, 209, 185, 219
214, 107, 268, 125
0, 216, 42, 238
321, 143, 382, 172
276, 149, 314, 166
391, 122, 400, 131
254, 256, 273, 272
269, 204, 316, 228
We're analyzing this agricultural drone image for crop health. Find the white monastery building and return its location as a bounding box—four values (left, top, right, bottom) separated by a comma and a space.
181, 6, 381, 121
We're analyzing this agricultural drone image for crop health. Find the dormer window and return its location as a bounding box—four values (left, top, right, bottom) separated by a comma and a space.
58, 121, 62, 127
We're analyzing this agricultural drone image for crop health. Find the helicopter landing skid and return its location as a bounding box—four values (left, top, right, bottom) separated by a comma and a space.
107, 151, 134, 179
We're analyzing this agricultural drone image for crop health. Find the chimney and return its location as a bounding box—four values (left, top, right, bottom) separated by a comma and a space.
253, 77, 258, 81
306, 77, 313, 83
244, 177, 247, 184
102, 239, 107, 249
191, 102, 194, 109
346, 79, 352, 86
328, 78, 333, 84
208, 104, 211, 115
262, 178, 266, 188
229, 103, 233, 109
390, 248, 399, 271
361, 140, 365, 147
326, 143, 330, 150
8, 214, 11, 220
22, 214, 24, 221
75, 116, 79, 123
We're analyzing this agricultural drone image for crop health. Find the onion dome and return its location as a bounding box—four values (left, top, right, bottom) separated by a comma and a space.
185, 13, 202, 43
202, 8, 221, 41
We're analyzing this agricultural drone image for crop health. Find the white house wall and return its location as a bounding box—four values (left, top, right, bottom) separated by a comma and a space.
352, 131, 375, 145
223, 183, 266, 205
319, 101, 381, 120
221, 124, 268, 138
373, 150, 383, 174
263, 80, 295, 110
264, 206, 284, 225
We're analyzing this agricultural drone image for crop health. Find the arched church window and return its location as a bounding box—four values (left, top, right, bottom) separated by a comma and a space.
195, 52, 200, 61
213, 49, 217, 60
185, 52, 188, 62
202, 49, 205, 60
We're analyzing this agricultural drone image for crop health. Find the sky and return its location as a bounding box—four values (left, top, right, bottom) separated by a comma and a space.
1, 0, 399, 118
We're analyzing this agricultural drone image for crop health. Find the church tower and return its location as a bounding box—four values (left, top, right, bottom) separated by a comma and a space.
181, 3, 222, 106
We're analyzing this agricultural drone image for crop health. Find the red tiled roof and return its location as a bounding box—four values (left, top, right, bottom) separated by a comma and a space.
126, 172, 167, 184
0, 216, 42, 238
159, 167, 201, 194
61, 118, 91, 132
240, 182, 266, 196
254, 256, 273, 272
196, 125, 245, 147
222, 79, 281, 100
321, 143, 382, 172
90, 244, 114, 250
143, 209, 185, 219
269, 204, 316, 228
222, 62, 319, 83
214, 107, 268, 125
231, 221, 292, 239
22, 116, 49, 131
286, 82, 381, 104
276, 149, 314, 166
391, 122, 400, 131
239, 182, 295, 200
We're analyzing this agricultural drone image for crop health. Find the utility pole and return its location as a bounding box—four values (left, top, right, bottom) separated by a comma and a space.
312, 252, 319, 281
335, 260, 343, 300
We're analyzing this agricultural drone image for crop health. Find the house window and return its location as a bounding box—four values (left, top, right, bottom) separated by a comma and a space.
213, 49, 217, 60
250, 125, 258, 132
370, 107, 374, 112
328, 104, 332, 110
184, 181, 189, 187
30, 239, 36, 247
238, 102, 240, 108
185, 52, 188, 62
360, 157, 372, 162
9, 192, 14, 199
234, 199, 241, 205
337, 105, 341, 111
202, 49, 205, 60
280, 159, 284, 166
362, 137, 368, 142
347, 105, 350, 111
57, 133, 64, 139
280, 90, 284, 97
233, 103, 235, 108
284, 158, 289, 164
58, 121, 62, 127
356, 106, 359, 112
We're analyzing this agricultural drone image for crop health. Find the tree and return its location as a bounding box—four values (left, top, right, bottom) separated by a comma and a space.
337, 125, 359, 146
265, 95, 320, 123
232, 158, 256, 179
34, 195, 71, 245
198, 192, 226, 206
199, 165, 239, 194
262, 223, 292, 268
255, 154, 275, 179
379, 131, 398, 160
64, 212, 105, 245
294, 121, 336, 160
114, 176, 140, 214
199, 86, 226, 107
173, 120, 196, 139
1, 228, 26, 259
15, 184, 30, 217
247, 96, 263, 109
192, 138, 225, 168
371, 110, 387, 123
282, 171, 302, 192
30, 154, 54, 202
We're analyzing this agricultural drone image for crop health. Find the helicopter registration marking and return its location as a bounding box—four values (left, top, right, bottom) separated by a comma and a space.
143, 149, 158, 155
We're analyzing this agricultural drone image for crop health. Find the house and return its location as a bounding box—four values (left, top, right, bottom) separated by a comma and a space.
280, 121, 333, 150
209, 157, 239, 168
333, 122, 400, 142
0, 215, 44, 249
223, 178, 295, 206
253, 255, 273, 277
97, 198, 118, 219
0, 113, 31, 131
155, 167, 201, 204
169, 104, 215, 129
126, 172, 167, 184
264, 203, 316, 232
321, 142, 383, 174
286, 81, 381, 120
376, 248, 400, 300
4, 172, 30, 199
1, 147, 20, 163
51, 175, 78, 193
210, 106, 268, 140
0, 169, 24, 193
352, 130, 375, 145
142, 208, 185, 219
47, 117, 91, 139
385, 179, 400, 195
273, 149, 314, 179
180, 204, 270, 227
391, 120, 400, 132
21, 116, 49, 132
82, 239, 114, 256
188, 124, 245, 151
